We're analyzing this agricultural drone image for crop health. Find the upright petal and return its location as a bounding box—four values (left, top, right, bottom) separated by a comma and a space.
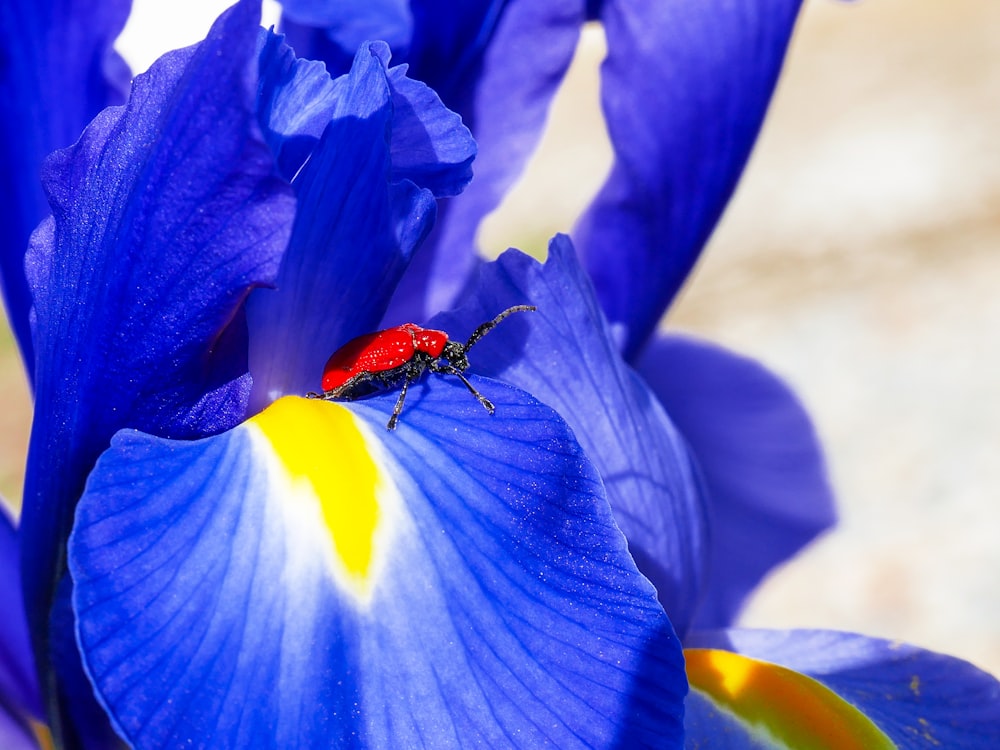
278, 0, 586, 321
381, 0, 587, 323
433, 236, 708, 636
0, 0, 131, 374
255, 29, 341, 181
638, 335, 836, 628
685, 629, 1000, 748
70, 390, 685, 748
576, 0, 803, 356
247, 41, 474, 409
21, 0, 294, 710
385, 64, 475, 197
255, 28, 475, 192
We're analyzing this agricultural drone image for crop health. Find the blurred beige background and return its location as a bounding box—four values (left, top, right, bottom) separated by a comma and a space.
3, 0, 998, 676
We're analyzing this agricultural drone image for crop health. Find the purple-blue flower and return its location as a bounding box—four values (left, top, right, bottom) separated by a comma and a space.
0, 0, 998, 748
6, 1, 684, 746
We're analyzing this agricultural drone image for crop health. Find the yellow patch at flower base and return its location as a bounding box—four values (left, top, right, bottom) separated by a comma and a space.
250, 396, 394, 601
685, 648, 897, 749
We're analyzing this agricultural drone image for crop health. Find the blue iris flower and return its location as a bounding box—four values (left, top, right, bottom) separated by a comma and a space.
5, 1, 681, 747
1, 0, 999, 748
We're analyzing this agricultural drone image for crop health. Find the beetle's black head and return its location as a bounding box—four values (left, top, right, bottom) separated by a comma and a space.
442, 340, 469, 371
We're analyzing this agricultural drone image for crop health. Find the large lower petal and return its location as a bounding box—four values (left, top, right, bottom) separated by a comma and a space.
577, 0, 803, 356
247, 40, 473, 409
0, 0, 130, 374
70, 389, 685, 748
637, 334, 835, 628
21, 0, 295, 711
685, 629, 1000, 748
432, 236, 708, 636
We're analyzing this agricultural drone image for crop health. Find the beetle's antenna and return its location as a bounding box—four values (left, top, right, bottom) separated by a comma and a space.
464, 305, 536, 351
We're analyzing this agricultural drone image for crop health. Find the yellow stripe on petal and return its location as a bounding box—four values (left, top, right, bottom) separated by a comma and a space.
250, 396, 395, 601
685, 648, 897, 750
31, 719, 54, 750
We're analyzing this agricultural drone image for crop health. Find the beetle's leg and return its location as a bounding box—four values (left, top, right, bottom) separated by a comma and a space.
383, 327, 422, 429
387, 376, 413, 430
432, 363, 495, 415
307, 390, 339, 400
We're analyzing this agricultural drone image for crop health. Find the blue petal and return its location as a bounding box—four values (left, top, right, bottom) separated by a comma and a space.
0, 709, 40, 750
247, 41, 473, 410
21, 0, 295, 689
70, 390, 685, 747
0, 0, 131, 374
686, 629, 1000, 748
255, 29, 341, 180
0, 504, 40, 727
279, 19, 356, 79
382, 0, 587, 323
576, 0, 803, 356
278, 1, 585, 321
637, 334, 836, 629
257, 29, 473, 193
282, 0, 414, 63
280, 1, 513, 90
432, 235, 708, 636
385, 64, 475, 197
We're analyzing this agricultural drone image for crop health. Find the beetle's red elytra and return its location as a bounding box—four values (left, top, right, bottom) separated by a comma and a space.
310, 305, 536, 430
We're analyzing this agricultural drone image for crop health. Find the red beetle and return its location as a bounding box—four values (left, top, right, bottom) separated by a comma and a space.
312, 305, 536, 430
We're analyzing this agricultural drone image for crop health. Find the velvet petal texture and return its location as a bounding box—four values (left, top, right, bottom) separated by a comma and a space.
246, 38, 474, 410
21, 0, 295, 678
577, 0, 804, 357
432, 236, 708, 636
70, 390, 685, 748
685, 629, 1000, 749
0, 0, 131, 372
638, 334, 835, 628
